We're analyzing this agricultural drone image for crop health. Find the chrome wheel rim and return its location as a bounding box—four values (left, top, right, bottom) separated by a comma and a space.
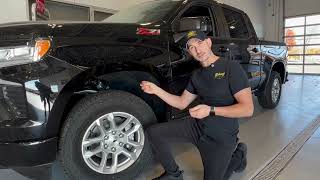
81, 112, 144, 174
271, 78, 281, 103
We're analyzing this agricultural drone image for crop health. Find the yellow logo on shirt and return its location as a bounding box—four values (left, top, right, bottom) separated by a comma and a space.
215, 72, 225, 79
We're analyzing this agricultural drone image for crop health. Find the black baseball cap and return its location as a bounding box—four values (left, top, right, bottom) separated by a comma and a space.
183, 30, 207, 49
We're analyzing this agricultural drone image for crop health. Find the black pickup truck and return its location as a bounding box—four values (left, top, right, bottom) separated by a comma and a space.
0, 0, 287, 179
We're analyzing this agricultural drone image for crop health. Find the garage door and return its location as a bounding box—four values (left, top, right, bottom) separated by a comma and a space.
284, 14, 320, 74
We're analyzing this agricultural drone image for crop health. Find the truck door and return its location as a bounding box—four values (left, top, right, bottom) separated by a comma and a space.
217, 6, 262, 89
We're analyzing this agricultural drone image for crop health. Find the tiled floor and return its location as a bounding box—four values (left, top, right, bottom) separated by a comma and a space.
275, 127, 320, 180
1, 75, 320, 180
314, 127, 320, 138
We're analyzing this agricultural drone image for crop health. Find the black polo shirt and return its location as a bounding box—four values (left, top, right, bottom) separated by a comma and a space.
186, 58, 249, 141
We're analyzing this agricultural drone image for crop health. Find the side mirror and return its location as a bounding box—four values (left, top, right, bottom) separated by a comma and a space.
178, 16, 212, 32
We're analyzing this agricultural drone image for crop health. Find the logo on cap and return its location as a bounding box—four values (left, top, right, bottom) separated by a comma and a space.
187, 31, 197, 39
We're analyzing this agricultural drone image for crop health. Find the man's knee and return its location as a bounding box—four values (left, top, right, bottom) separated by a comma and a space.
146, 124, 162, 140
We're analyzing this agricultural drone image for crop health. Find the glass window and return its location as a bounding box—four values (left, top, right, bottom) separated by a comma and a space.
306, 25, 320, 35
306, 15, 320, 25
287, 65, 303, 73
222, 8, 249, 39
288, 55, 303, 64
288, 46, 304, 55
304, 65, 320, 73
305, 45, 320, 55
285, 36, 304, 45
285, 27, 305, 36
305, 35, 320, 44
284, 14, 320, 74
305, 55, 320, 64
178, 6, 216, 36
285, 17, 305, 27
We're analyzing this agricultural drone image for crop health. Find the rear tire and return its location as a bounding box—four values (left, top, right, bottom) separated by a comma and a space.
59, 91, 157, 180
258, 71, 282, 109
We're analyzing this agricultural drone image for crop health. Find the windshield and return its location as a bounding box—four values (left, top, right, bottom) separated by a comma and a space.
104, 0, 181, 24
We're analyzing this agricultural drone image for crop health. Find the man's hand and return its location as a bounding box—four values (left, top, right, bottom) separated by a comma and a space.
140, 81, 159, 95
141, 81, 197, 110
189, 104, 211, 119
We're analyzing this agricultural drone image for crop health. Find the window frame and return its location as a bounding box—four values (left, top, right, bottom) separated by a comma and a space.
91, 7, 116, 22
221, 6, 251, 40
171, 1, 219, 37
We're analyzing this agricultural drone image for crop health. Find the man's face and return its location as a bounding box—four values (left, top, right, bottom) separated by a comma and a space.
187, 38, 212, 63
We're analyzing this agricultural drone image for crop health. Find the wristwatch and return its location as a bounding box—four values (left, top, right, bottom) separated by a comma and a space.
210, 106, 216, 116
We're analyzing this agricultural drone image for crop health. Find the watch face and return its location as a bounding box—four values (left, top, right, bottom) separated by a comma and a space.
210, 107, 215, 116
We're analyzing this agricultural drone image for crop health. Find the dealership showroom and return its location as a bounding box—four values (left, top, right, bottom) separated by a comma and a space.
0, 0, 320, 180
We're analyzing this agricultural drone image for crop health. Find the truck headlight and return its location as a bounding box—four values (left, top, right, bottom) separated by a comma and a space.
0, 39, 51, 67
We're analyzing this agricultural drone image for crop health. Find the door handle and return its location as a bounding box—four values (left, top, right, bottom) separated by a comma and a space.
219, 46, 229, 53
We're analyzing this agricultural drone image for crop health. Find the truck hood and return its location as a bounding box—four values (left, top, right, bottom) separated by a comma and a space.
0, 21, 159, 46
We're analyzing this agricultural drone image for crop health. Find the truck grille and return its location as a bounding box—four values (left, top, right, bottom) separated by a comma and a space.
0, 85, 28, 120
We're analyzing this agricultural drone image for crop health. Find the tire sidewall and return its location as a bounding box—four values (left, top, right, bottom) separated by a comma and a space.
267, 72, 282, 107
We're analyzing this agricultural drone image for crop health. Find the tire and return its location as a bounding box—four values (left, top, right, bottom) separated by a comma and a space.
258, 71, 282, 109
59, 90, 157, 180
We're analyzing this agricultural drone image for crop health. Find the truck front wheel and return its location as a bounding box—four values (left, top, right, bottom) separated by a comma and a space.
258, 71, 282, 109
59, 91, 156, 180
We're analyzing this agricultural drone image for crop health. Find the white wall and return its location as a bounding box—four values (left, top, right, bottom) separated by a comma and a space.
264, 0, 284, 42
285, 0, 320, 17
218, 0, 266, 39
0, 0, 29, 24
64, 0, 147, 11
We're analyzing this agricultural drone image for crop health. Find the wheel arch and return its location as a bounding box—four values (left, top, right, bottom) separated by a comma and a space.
255, 59, 285, 96
271, 61, 286, 84
47, 65, 166, 141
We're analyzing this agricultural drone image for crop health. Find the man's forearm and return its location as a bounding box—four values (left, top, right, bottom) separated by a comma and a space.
214, 103, 254, 118
154, 87, 184, 110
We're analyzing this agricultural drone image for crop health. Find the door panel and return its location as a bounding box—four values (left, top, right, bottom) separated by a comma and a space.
211, 38, 262, 89
169, 55, 201, 120
226, 40, 261, 89
219, 6, 261, 89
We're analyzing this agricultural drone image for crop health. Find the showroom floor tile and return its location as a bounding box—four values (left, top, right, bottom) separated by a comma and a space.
275, 127, 320, 180
1, 75, 320, 180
